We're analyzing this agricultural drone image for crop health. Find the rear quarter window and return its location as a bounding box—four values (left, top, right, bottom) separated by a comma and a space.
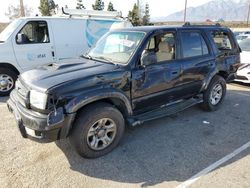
211, 31, 233, 51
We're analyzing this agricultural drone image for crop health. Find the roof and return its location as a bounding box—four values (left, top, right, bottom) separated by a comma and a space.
114, 25, 228, 33
19, 16, 125, 22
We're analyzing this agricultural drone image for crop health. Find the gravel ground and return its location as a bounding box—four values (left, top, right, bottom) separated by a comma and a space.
0, 83, 249, 188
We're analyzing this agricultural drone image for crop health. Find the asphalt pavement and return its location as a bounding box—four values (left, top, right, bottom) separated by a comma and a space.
0, 83, 249, 188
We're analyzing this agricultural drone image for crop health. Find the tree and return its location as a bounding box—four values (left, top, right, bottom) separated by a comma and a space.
5, 5, 33, 20
128, 3, 141, 26
39, 0, 57, 16
76, 0, 85, 9
92, 0, 104, 11
142, 3, 150, 25
107, 2, 116, 11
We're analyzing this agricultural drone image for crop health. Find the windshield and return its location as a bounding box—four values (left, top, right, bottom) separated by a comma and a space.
236, 35, 248, 41
0, 19, 23, 42
239, 38, 250, 51
88, 31, 145, 64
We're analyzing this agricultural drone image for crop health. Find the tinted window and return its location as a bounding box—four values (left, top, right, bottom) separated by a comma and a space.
16, 21, 50, 44
181, 31, 209, 58
211, 31, 232, 51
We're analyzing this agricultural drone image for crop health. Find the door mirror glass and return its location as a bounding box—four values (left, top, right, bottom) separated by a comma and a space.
141, 50, 157, 67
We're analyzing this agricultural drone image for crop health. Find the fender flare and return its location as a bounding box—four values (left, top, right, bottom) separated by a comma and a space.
65, 88, 133, 115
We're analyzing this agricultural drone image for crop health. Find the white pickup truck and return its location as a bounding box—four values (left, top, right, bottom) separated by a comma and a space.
0, 9, 131, 96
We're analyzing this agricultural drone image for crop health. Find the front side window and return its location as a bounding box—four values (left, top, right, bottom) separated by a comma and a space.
211, 31, 232, 51
181, 31, 209, 58
16, 21, 50, 44
145, 32, 176, 63
88, 31, 145, 64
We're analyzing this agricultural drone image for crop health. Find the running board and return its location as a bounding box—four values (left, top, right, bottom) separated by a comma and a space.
128, 97, 203, 127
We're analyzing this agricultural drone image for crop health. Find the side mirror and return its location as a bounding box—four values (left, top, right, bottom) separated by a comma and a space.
16, 33, 26, 44
140, 50, 157, 67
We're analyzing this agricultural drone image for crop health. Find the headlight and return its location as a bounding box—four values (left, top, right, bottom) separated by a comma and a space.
30, 90, 47, 110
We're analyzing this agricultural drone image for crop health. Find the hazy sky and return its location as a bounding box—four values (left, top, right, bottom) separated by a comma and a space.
0, 0, 218, 22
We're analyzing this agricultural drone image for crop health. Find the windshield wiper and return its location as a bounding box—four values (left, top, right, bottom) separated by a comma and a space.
91, 56, 118, 65
81, 54, 93, 60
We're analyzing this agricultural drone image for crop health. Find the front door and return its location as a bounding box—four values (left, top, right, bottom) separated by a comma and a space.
131, 31, 182, 113
12, 20, 55, 71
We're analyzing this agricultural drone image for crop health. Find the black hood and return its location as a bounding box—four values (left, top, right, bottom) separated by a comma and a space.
20, 58, 117, 92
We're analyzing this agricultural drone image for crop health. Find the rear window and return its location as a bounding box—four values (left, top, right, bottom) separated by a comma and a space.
180, 31, 209, 58
211, 31, 232, 51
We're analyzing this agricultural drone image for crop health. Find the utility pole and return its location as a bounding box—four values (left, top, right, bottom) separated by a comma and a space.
184, 0, 187, 23
137, 0, 140, 19
20, 0, 25, 17
247, 3, 250, 27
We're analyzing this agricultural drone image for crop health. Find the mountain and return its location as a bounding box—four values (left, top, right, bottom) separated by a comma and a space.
152, 0, 249, 22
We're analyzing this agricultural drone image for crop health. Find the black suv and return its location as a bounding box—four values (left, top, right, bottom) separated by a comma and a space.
7, 24, 240, 158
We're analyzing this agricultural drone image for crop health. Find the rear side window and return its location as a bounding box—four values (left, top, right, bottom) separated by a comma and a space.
180, 31, 209, 58
211, 31, 232, 51
16, 21, 50, 44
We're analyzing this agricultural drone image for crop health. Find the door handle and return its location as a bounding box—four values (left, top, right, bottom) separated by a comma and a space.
51, 51, 55, 57
171, 71, 178, 75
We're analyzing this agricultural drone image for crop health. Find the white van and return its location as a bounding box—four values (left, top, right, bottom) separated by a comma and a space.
0, 9, 132, 96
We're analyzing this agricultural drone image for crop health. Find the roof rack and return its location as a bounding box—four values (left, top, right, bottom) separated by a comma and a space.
60, 7, 123, 19
183, 22, 221, 27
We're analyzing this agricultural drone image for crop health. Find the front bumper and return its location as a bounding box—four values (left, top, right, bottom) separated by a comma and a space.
7, 91, 76, 142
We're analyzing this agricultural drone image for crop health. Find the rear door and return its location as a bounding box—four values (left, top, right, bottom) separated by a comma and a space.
12, 20, 55, 71
177, 29, 214, 98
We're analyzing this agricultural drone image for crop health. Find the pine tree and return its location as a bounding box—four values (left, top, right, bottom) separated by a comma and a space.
39, 0, 57, 16
142, 3, 150, 25
128, 3, 141, 26
76, 0, 85, 9
107, 2, 116, 11
92, 0, 104, 11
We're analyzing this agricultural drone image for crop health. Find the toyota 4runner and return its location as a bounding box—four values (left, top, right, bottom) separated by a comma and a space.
7, 24, 241, 158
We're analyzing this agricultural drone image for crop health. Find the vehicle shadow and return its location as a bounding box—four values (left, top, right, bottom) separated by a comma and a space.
56, 89, 250, 187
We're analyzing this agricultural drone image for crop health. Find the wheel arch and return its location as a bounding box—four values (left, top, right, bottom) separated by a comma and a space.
202, 70, 228, 91
65, 89, 133, 117
0, 62, 20, 75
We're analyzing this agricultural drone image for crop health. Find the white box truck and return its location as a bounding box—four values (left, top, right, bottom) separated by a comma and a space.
0, 9, 132, 96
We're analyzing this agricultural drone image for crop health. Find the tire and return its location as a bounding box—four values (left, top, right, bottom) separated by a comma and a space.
0, 68, 17, 96
201, 75, 227, 111
69, 102, 125, 158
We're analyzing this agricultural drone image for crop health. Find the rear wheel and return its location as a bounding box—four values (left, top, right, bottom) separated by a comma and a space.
201, 75, 226, 111
0, 68, 17, 96
69, 102, 125, 158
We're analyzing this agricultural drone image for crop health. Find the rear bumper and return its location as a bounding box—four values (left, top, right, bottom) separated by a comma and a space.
7, 91, 76, 143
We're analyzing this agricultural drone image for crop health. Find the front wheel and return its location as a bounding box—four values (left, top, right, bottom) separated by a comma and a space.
0, 68, 17, 96
201, 75, 226, 111
69, 102, 125, 158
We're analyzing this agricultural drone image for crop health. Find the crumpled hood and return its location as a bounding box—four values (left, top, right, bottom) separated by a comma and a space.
20, 58, 117, 92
